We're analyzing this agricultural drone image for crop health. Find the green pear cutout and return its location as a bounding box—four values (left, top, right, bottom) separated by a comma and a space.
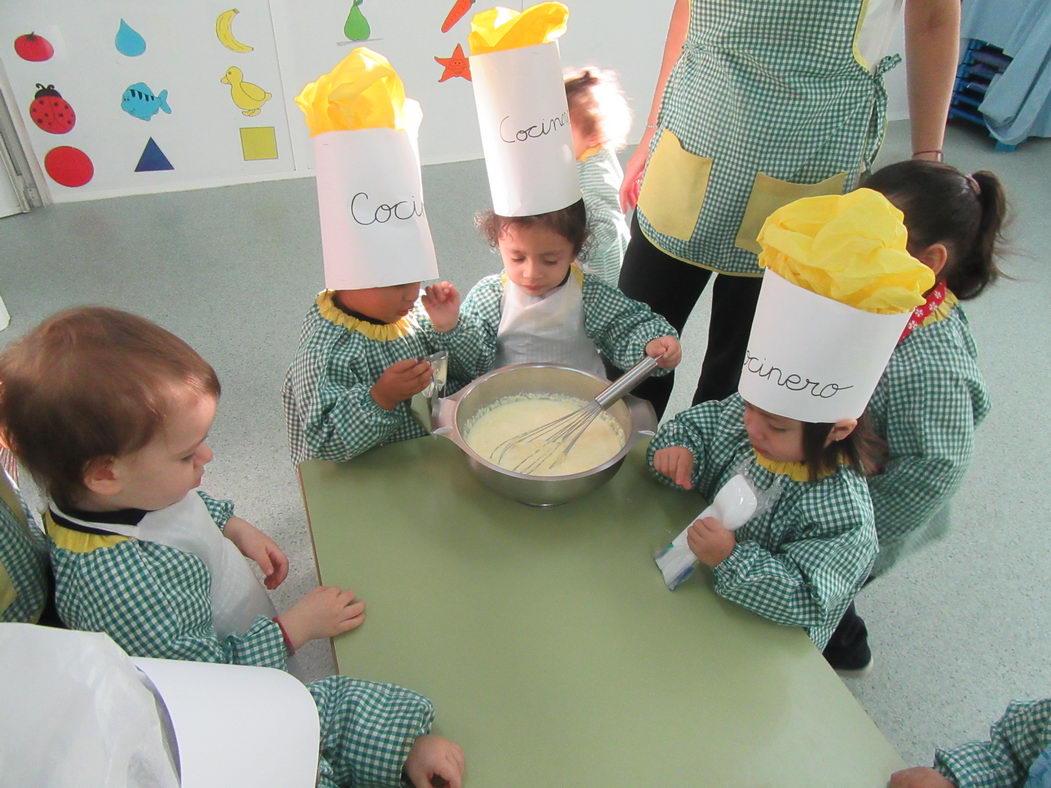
344, 0, 371, 41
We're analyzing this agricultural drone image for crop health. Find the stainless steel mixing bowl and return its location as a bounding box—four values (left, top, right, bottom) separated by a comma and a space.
432, 363, 657, 506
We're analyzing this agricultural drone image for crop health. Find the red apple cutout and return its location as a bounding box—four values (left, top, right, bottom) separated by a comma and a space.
14, 33, 54, 62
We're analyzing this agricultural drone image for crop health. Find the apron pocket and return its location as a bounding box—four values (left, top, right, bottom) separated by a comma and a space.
637, 129, 712, 242
734, 171, 848, 254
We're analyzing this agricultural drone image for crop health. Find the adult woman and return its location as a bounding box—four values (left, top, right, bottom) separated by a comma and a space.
616, 0, 961, 417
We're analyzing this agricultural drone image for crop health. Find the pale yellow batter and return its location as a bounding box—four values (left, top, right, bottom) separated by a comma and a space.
465, 394, 625, 476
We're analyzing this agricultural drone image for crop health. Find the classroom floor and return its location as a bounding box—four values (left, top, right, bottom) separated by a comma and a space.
1, 120, 1048, 771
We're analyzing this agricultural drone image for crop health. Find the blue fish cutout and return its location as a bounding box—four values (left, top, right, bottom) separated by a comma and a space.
121, 82, 171, 121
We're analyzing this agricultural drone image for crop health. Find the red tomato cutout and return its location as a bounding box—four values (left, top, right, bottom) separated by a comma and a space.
14, 33, 53, 62
45, 146, 93, 187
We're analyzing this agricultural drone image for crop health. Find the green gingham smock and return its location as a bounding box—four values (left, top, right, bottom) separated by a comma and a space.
46, 489, 435, 787
577, 147, 630, 286
648, 395, 876, 649
0, 471, 49, 623
636, 0, 898, 275
436, 270, 676, 382
868, 297, 991, 576
934, 698, 1051, 787
284, 291, 447, 465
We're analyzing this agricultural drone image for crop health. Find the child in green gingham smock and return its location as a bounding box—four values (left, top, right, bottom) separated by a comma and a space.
648, 395, 876, 650
868, 293, 990, 575
0, 469, 49, 624
891, 698, 1051, 788
284, 291, 449, 465
577, 147, 629, 287
46, 489, 437, 787
438, 268, 676, 382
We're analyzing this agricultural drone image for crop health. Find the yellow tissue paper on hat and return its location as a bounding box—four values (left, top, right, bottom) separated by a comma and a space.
468, 2, 569, 55
296, 48, 408, 136
757, 188, 935, 314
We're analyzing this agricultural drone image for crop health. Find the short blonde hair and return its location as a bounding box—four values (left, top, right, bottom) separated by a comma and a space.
564, 66, 632, 150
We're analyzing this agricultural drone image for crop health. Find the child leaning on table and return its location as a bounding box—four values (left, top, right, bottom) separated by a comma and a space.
427, 200, 682, 382
649, 189, 937, 650
0, 307, 464, 788
890, 697, 1051, 788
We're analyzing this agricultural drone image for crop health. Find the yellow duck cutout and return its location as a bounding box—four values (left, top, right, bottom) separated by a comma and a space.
220, 66, 271, 116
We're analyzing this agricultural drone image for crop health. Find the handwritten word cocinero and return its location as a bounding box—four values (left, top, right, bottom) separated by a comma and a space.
350, 192, 425, 226
499, 112, 568, 144
743, 352, 854, 399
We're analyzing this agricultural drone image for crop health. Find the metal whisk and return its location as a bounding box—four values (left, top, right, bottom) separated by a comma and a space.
491, 355, 661, 475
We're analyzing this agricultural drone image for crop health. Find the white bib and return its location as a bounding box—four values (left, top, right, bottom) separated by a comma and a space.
52, 494, 290, 660
494, 271, 605, 377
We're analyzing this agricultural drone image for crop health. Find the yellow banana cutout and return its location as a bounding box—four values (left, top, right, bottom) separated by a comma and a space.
216, 9, 254, 53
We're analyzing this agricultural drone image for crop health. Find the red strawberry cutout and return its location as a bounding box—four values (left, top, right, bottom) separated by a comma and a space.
29, 84, 75, 134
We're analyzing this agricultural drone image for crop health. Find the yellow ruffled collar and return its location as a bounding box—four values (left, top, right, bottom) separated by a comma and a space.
919, 288, 958, 329
316, 291, 416, 342
577, 145, 604, 162
500, 264, 584, 290
752, 449, 839, 482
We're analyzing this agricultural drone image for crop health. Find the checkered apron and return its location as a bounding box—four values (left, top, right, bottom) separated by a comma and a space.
637, 0, 900, 275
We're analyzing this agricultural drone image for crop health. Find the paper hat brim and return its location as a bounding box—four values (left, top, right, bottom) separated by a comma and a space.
738, 270, 910, 422
313, 111, 439, 289
470, 42, 581, 216
133, 656, 321, 787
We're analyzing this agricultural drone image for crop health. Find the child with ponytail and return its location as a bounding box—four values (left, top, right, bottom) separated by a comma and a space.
823, 159, 1008, 671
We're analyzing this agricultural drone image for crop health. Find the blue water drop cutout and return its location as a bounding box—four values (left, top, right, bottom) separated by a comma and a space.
116, 19, 146, 57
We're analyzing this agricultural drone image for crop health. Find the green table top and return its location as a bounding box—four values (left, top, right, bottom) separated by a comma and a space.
299, 437, 904, 787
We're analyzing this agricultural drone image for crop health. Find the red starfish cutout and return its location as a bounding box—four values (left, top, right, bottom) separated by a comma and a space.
435, 43, 471, 83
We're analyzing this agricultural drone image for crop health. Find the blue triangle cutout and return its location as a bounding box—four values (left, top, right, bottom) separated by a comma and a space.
135, 137, 173, 172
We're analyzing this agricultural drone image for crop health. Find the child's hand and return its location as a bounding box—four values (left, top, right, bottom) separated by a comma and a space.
372, 359, 432, 411
224, 516, 288, 589
405, 734, 465, 788
652, 446, 694, 489
646, 336, 682, 369
686, 516, 736, 567
279, 586, 366, 651
421, 281, 461, 333
888, 767, 955, 788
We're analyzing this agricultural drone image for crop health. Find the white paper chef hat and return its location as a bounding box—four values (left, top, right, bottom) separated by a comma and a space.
738, 189, 935, 423
0, 624, 320, 788
468, 4, 581, 216
298, 49, 439, 290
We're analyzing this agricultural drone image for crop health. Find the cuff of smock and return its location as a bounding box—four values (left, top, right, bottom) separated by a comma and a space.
195, 490, 235, 531
712, 543, 754, 587
363, 386, 406, 424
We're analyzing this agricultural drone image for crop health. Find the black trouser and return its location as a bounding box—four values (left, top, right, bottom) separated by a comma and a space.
617, 212, 763, 419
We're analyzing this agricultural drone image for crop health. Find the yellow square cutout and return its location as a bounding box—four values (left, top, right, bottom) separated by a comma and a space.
240, 127, 278, 161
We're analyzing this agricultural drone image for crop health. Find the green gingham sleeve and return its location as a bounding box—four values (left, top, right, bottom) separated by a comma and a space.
0, 478, 49, 624
647, 397, 740, 497
50, 539, 287, 669
310, 675, 435, 787
711, 476, 876, 648
934, 699, 1051, 787
196, 490, 234, 530
868, 316, 991, 575
582, 276, 677, 373
577, 150, 629, 287
435, 274, 503, 381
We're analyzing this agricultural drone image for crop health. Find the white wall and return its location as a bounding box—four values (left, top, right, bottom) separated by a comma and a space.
0, 1, 908, 204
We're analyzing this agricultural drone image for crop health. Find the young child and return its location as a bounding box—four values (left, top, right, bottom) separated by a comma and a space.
285, 48, 457, 465
0, 460, 49, 624
0, 307, 464, 788
427, 201, 681, 382
564, 67, 632, 287
455, 6, 680, 384
649, 188, 935, 650
823, 160, 1006, 670
890, 697, 1051, 787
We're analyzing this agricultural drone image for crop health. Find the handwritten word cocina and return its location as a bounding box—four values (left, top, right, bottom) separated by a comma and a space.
499, 112, 569, 144
350, 192, 425, 226
742, 352, 854, 399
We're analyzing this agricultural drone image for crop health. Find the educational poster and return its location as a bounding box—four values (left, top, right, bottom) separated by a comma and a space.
0, 1, 292, 202
0, 1, 669, 203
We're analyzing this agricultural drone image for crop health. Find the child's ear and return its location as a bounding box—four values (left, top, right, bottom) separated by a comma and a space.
825, 418, 858, 445
82, 456, 123, 497
915, 242, 949, 277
